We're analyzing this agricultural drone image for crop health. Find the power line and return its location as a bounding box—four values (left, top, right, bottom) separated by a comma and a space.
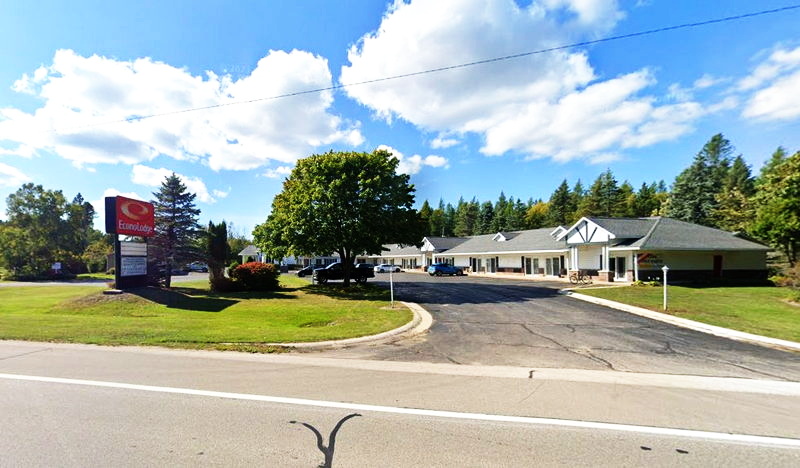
61, 3, 800, 132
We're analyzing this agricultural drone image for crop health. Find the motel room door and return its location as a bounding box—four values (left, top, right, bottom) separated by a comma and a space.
613, 257, 626, 280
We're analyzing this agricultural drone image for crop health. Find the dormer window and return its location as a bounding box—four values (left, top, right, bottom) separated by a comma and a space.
492, 233, 507, 242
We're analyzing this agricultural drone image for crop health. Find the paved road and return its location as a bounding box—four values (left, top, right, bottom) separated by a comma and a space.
0, 271, 207, 287
319, 273, 800, 381
1, 342, 799, 467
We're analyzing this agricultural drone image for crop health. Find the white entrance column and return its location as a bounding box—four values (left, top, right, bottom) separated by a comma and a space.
633, 252, 639, 282
572, 246, 579, 271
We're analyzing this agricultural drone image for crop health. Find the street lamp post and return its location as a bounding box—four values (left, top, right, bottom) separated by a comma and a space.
662, 265, 669, 311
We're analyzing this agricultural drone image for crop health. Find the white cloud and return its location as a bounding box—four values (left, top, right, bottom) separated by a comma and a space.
212, 188, 230, 199
341, 0, 702, 163
740, 46, 800, 122
737, 46, 800, 91
0, 49, 363, 171
430, 135, 459, 149
693, 74, 724, 89
588, 152, 622, 165
377, 144, 449, 175
0, 162, 31, 187
131, 164, 216, 203
263, 166, 293, 179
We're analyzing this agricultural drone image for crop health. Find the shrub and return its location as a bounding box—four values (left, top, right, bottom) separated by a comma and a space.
210, 276, 242, 293
230, 262, 280, 291
228, 259, 241, 271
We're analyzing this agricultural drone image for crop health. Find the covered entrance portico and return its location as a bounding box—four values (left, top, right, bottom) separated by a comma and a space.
558, 218, 648, 283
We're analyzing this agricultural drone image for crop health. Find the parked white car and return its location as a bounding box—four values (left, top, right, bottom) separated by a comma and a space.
374, 263, 401, 273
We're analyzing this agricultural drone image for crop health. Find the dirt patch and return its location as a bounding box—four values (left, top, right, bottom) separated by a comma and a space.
60, 290, 151, 308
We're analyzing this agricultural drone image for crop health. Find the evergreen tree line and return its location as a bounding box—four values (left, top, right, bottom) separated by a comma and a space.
417, 134, 799, 267
418, 173, 668, 237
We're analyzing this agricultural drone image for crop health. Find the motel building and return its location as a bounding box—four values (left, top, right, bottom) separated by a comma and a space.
364, 216, 769, 283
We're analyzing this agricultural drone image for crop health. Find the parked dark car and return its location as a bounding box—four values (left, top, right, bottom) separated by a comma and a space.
185, 262, 208, 272
427, 263, 464, 276
297, 265, 314, 277
313, 262, 375, 284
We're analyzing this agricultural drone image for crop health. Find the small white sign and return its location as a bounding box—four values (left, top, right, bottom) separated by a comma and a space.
120, 256, 147, 277
120, 241, 147, 256
52, 262, 62, 270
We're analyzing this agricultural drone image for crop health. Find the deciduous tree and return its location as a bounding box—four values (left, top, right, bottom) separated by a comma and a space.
752, 151, 800, 266
253, 149, 424, 286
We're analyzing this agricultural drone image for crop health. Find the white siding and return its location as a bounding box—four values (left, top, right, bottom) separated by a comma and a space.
577, 245, 603, 270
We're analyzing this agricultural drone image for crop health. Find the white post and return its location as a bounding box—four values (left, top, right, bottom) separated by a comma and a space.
389, 268, 394, 308
662, 265, 669, 311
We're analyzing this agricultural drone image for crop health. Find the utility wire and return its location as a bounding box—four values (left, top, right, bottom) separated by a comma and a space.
60, 3, 800, 131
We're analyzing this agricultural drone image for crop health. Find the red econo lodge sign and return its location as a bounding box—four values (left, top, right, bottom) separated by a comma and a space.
105, 196, 155, 237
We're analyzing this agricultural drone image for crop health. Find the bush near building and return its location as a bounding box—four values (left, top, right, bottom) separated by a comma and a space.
229, 262, 280, 291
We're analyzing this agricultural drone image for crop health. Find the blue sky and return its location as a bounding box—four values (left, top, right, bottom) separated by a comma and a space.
1, 0, 799, 235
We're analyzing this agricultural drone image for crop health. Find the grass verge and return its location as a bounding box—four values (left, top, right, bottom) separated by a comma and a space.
0, 275, 411, 350
578, 284, 800, 343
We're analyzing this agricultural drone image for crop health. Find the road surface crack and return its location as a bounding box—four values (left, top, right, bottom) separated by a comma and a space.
0, 348, 49, 361
520, 324, 620, 370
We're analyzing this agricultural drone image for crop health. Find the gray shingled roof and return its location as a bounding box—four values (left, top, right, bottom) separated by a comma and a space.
630, 217, 769, 251
238, 245, 260, 256
372, 244, 422, 257
446, 228, 567, 255
589, 217, 655, 238
424, 236, 467, 251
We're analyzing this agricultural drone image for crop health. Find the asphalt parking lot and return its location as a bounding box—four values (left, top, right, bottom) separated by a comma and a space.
319, 272, 800, 381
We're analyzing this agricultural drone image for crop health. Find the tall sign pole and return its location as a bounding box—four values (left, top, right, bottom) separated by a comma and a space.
662, 265, 669, 311
105, 196, 155, 290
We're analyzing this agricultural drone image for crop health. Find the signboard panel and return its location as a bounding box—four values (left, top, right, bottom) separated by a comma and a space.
120, 241, 148, 256
120, 256, 147, 277
637, 253, 664, 269
105, 196, 155, 237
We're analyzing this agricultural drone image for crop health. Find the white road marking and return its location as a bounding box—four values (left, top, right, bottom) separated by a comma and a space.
2, 372, 799, 448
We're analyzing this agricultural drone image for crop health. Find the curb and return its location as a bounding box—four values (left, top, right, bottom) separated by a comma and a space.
560, 289, 800, 353
266, 301, 433, 350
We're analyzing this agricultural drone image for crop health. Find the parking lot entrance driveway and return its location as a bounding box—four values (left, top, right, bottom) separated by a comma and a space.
320, 274, 800, 381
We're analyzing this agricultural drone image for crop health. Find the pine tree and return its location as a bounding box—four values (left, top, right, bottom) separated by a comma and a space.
478, 201, 495, 235
570, 180, 585, 221
547, 180, 572, 226
667, 134, 734, 227
151, 173, 202, 288
492, 192, 508, 232
419, 200, 433, 236
429, 199, 445, 236
581, 170, 623, 217
443, 203, 456, 236
618, 181, 635, 217
713, 156, 755, 232
631, 182, 659, 217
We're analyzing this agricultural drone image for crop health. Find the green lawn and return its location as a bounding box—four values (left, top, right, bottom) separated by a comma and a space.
578, 285, 800, 343
0, 275, 411, 352
76, 273, 114, 281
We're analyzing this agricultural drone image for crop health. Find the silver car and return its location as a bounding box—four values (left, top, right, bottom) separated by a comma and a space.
373, 263, 401, 273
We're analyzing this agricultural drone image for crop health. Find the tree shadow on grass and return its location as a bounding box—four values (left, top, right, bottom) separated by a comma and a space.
129, 287, 239, 313
302, 283, 390, 302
